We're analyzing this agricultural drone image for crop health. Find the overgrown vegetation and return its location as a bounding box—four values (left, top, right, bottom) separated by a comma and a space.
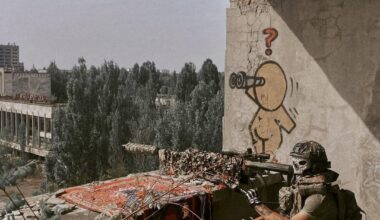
0, 147, 34, 185
46, 58, 224, 187
0, 147, 37, 215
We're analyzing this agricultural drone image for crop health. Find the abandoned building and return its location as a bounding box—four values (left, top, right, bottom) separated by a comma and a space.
0, 44, 24, 72
0, 68, 57, 157
155, 94, 176, 108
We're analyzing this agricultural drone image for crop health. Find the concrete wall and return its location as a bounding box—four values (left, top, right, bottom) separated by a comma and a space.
0, 69, 12, 96
0, 100, 55, 156
0, 100, 54, 118
224, 0, 380, 218
0, 70, 51, 99
0, 68, 4, 95
11, 73, 51, 98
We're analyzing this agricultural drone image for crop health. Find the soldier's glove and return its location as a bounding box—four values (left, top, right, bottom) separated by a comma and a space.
240, 188, 262, 206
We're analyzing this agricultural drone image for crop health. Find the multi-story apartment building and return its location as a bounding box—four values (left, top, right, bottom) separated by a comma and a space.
0, 43, 24, 72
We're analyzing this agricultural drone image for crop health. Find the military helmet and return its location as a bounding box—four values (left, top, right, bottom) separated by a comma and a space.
290, 141, 331, 175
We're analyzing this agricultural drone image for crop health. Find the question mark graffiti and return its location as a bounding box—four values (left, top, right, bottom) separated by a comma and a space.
263, 28, 278, 56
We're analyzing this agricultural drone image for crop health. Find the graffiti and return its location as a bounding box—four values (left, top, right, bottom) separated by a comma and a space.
229, 71, 265, 89
247, 61, 295, 153
14, 93, 49, 103
263, 28, 278, 56
230, 61, 296, 154
229, 27, 295, 153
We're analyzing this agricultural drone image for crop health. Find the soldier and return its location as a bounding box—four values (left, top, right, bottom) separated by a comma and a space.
243, 141, 340, 220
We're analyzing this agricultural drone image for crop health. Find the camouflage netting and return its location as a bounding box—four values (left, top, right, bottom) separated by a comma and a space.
159, 149, 244, 188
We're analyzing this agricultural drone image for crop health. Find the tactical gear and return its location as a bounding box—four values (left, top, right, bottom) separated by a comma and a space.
279, 170, 338, 217
290, 141, 331, 175
291, 156, 311, 175
279, 186, 299, 217
335, 188, 365, 220
279, 170, 365, 220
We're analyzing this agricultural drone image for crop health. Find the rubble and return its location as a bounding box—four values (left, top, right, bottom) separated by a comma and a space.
1, 194, 48, 220
45, 197, 65, 205
52, 204, 76, 215
1, 192, 92, 220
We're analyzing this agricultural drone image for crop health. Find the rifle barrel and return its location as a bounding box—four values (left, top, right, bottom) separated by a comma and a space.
245, 161, 293, 175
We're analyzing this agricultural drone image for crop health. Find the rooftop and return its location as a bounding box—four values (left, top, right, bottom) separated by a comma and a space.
2, 172, 224, 219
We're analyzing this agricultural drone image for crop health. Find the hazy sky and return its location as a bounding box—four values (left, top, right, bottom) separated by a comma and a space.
0, 0, 229, 72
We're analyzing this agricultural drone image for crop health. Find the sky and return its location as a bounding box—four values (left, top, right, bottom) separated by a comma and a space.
0, 0, 229, 72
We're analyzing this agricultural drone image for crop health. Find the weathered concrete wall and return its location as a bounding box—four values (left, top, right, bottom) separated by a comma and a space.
0, 100, 54, 118
0, 70, 51, 98
11, 73, 51, 98
0, 69, 12, 96
224, 0, 380, 218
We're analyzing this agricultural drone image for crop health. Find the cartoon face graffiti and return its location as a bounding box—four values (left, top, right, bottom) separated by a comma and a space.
245, 61, 296, 154
251, 61, 287, 111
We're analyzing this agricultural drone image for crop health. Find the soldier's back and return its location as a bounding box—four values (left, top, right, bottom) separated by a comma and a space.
301, 192, 339, 220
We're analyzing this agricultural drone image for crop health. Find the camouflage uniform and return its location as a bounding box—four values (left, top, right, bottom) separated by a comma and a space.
279, 141, 339, 220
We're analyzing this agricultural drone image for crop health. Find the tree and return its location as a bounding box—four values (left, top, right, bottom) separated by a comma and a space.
204, 90, 224, 151
170, 102, 192, 151
108, 109, 126, 177
175, 63, 197, 102
46, 108, 68, 185
154, 59, 224, 152
169, 71, 177, 94
47, 58, 225, 187
109, 82, 137, 171
48, 62, 68, 102
47, 59, 99, 185
198, 59, 220, 94
189, 82, 214, 149
154, 110, 173, 149
138, 61, 156, 86
199, 59, 219, 84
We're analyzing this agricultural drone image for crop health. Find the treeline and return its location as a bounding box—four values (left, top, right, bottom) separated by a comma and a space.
46, 58, 224, 186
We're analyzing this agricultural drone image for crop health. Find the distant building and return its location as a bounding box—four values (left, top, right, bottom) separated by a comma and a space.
0, 99, 57, 157
0, 68, 51, 101
0, 67, 57, 157
0, 43, 24, 72
155, 94, 176, 108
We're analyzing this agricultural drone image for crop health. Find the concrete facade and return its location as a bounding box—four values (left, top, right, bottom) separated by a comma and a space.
0, 100, 55, 157
0, 68, 51, 100
224, 0, 380, 218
